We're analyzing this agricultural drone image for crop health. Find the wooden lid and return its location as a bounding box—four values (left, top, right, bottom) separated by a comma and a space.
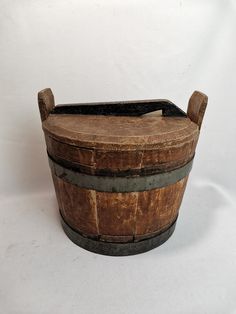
39, 88, 208, 151
43, 114, 199, 150
39, 89, 208, 174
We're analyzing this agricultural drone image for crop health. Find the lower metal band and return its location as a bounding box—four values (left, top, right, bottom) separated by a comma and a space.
49, 156, 193, 193
61, 214, 177, 256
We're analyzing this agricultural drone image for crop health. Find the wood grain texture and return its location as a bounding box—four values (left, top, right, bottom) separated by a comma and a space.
38, 89, 208, 244
52, 174, 99, 237
135, 176, 188, 239
38, 88, 55, 122
51, 173, 188, 242
43, 114, 199, 148
187, 91, 208, 130
44, 115, 199, 174
96, 192, 138, 236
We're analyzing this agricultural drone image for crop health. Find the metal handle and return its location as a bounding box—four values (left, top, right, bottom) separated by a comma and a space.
38, 88, 187, 121
51, 100, 186, 117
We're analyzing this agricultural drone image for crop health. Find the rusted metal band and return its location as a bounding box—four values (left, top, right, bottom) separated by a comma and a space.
60, 213, 177, 256
48, 155, 193, 192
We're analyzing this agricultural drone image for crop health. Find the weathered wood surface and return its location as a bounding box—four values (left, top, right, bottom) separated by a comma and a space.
53, 174, 188, 242
43, 113, 199, 148
187, 91, 208, 130
38, 89, 207, 244
38, 88, 55, 122
44, 115, 199, 174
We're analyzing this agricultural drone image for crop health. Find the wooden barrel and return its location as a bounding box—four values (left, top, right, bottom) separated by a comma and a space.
38, 89, 207, 256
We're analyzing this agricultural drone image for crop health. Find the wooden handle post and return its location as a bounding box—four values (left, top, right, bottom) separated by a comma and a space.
38, 88, 55, 122
187, 91, 208, 130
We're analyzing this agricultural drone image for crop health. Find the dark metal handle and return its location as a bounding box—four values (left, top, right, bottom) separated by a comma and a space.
51, 100, 186, 117
38, 88, 186, 119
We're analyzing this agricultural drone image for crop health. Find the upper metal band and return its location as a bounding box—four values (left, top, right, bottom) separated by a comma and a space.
49, 156, 193, 192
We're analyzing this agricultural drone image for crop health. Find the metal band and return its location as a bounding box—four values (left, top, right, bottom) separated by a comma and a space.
61, 213, 177, 256
49, 156, 193, 192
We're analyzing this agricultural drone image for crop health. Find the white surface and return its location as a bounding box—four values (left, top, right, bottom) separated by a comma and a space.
1, 1, 236, 313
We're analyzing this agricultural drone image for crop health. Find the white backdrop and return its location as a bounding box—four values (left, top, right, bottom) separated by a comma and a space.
1, 1, 236, 313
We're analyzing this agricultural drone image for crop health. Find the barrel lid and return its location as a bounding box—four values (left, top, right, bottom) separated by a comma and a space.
38, 88, 208, 150
42, 112, 199, 150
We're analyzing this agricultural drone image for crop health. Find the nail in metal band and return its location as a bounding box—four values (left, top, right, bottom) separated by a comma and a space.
49, 156, 193, 192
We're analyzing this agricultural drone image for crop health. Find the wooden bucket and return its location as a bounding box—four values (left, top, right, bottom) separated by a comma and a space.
38, 89, 207, 256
